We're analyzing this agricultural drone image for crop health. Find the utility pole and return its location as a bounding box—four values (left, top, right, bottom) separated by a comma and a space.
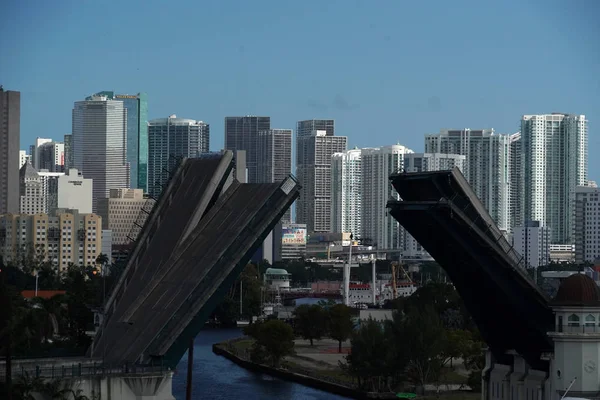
186, 337, 194, 400
344, 233, 353, 306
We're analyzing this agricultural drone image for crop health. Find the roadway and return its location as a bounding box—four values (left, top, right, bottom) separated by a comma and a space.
91, 154, 234, 358
98, 176, 300, 366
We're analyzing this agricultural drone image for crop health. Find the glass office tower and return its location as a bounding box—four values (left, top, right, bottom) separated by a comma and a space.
88, 91, 149, 192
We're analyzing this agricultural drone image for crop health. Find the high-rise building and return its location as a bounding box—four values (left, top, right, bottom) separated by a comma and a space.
425, 129, 511, 231
88, 92, 149, 191
0, 211, 102, 271
361, 145, 413, 249
509, 132, 523, 230
31, 137, 52, 170
573, 186, 600, 263
36, 141, 65, 172
19, 163, 46, 215
331, 148, 362, 237
38, 170, 64, 214
97, 188, 154, 246
64, 134, 73, 170
56, 169, 93, 214
512, 220, 550, 270
403, 152, 465, 257
147, 115, 210, 198
521, 113, 588, 244
19, 150, 31, 169
224, 116, 270, 183
297, 119, 335, 137
73, 95, 130, 212
296, 129, 347, 233
0, 88, 20, 214
257, 129, 292, 222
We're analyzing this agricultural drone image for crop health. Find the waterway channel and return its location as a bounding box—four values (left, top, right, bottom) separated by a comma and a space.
172, 328, 350, 400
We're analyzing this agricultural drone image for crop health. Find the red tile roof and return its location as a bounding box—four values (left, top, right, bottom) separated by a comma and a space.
21, 290, 66, 299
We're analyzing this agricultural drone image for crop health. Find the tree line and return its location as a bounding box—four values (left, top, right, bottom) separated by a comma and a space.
238, 282, 485, 394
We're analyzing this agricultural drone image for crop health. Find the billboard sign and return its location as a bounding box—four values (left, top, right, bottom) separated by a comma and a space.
282, 227, 307, 245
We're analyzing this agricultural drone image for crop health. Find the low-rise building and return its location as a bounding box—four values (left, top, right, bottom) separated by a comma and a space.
0, 210, 102, 271
281, 223, 307, 260
97, 188, 154, 246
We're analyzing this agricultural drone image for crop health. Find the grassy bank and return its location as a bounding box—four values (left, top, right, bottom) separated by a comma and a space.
220, 337, 473, 398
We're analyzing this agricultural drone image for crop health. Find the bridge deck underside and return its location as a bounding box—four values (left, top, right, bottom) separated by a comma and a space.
101, 180, 300, 366
388, 169, 554, 370
92, 156, 233, 357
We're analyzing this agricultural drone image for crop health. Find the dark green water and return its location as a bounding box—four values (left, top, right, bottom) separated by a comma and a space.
172, 328, 350, 400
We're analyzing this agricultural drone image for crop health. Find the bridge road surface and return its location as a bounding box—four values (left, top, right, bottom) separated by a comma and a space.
91, 155, 232, 358
102, 180, 299, 365
387, 168, 553, 370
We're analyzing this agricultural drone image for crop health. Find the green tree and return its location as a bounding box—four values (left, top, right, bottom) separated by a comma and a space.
343, 318, 393, 392
399, 305, 447, 391
293, 304, 327, 346
328, 304, 354, 353
239, 264, 262, 321
245, 320, 294, 367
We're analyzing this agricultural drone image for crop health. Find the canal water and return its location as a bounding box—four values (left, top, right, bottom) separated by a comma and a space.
172, 328, 350, 400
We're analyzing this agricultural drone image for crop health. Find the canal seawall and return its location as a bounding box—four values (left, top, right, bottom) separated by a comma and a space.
212, 341, 395, 400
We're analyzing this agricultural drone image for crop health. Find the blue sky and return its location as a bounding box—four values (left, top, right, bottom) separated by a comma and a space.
2, 0, 599, 177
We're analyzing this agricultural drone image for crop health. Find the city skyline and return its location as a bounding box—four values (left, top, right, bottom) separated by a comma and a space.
2, 1, 598, 179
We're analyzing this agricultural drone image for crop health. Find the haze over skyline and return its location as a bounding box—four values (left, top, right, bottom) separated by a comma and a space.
2, 0, 599, 176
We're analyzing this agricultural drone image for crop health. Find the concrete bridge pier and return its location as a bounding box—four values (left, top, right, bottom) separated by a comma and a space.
73, 372, 176, 400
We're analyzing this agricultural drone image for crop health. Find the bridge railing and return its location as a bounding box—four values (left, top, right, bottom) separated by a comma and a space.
0, 361, 170, 382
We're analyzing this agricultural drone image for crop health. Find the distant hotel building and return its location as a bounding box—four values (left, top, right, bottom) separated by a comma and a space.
73, 95, 130, 212
296, 123, 347, 233
0, 87, 20, 214
361, 145, 413, 250
331, 148, 362, 237
97, 188, 153, 246
19, 163, 46, 215
224, 116, 270, 184
425, 129, 511, 231
0, 211, 102, 271
521, 113, 588, 244
56, 169, 93, 214
147, 115, 210, 198
88, 92, 149, 191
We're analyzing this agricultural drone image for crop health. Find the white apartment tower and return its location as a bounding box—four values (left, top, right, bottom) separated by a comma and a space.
512, 220, 550, 271
425, 129, 511, 231
361, 144, 413, 250
573, 186, 600, 263
521, 113, 588, 244
73, 95, 130, 212
331, 148, 362, 237
296, 128, 347, 233
509, 132, 523, 230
